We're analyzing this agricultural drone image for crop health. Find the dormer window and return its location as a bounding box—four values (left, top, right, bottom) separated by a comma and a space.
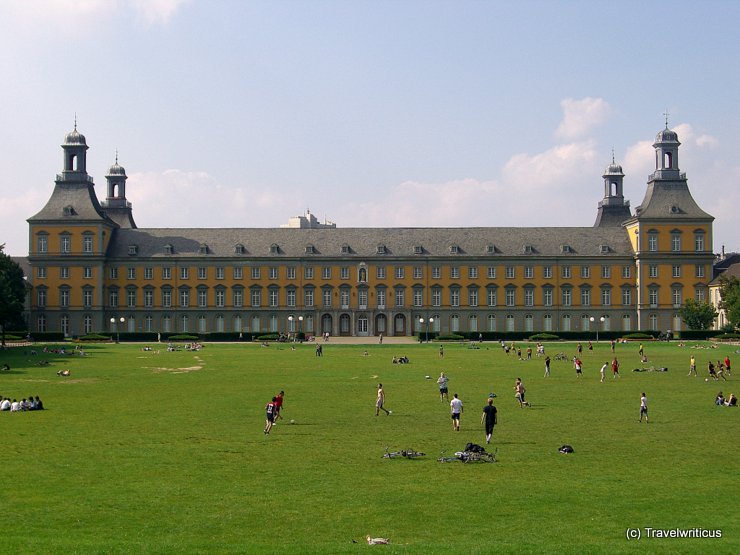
599, 245, 611, 254
413, 245, 423, 255
523, 245, 534, 254
63, 205, 76, 216
449, 245, 459, 254
128, 245, 138, 256
305, 245, 316, 255
234, 244, 245, 255
199, 244, 209, 255
486, 244, 496, 254
270, 243, 280, 255
341, 244, 350, 255
561, 245, 572, 254
377, 244, 387, 255
164, 244, 173, 255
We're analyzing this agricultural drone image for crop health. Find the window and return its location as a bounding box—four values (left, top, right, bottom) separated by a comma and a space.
322, 267, 331, 280
562, 266, 571, 279
376, 266, 386, 279
581, 288, 591, 307
162, 267, 171, 280
340, 267, 350, 280
127, 267, 136, 280
37, 234, 48, 254
213, 267, 223, 280
83, 289, 92, 308
180, 267, 189, 280
234, 288, 244, 307
672, 287, 682, 307
198, 267, 208, 279
487, 288, 497, 306
451, 314, 460, 331
601, 287, 612, 306
304, 266, 313, 280
83, 235, 93, 253
215, 289, 225, 308
562, 288, 572, 307
198, 316, 207, 333
695, 287, 706, 302
487, 314, 496, 332
251, 289, 261, 307
60, 267, 70, 279
543, 266, 552, 279
377, 289, 386, 308
198, 289, 208, 307
432, 289, 441, 307
269, 267, 278, 280
110, 266, 119, 279
622, 314, 631, 332
543, 314, 552, 332
233, 266, 243, 280
648, 232, 658, 252
524, 266, 534, 279
487, 266, 496, 279
524, 288, 534, 307
505, 266, 515, 279
144, 267, 153, 280
468, 267, 478, 279
450, 267, 459, 279
145, 289, 153, 308
622, 288, 632, 306
469, 315, 478, 332
524, 314, 533, 332
671, 233, 681, 252
252, 267, 261, 279
340, 288, 350, 308
432, 267, 441, 279
304, 289, 314, 308
37, 288, 47, 307
649, 314, 658, 330
61, 235, 71, 254
562, 314, 571, 332
180, 289, 190, 308
413, 289, 423, 307
543, 288, 553, 307
622, 266, 631, 278
145, 316, 153, 332
359, 289, 368, 308
695, 264, 705, 278
580, 266, 590, 279
162, 288, 172, 308
649, 265, 658, 278
694, 232, 705, 252
468, 288, 478, 307
82, 267, 92, 279
648, 287, 658, 307
37, 267, 47, 279
269, 289, 279, 307
505, 288, 515, 307
84, 315, 92, 334
323, 289, 332, 308
601, 266, 611, 279
286, 266, 295, 280
450, 289, 459, 307
395, 289, 405, 307
286, 289, 296, 307
109, 289, 118, 308
395, 266, 405, 279
413, 245, 423, 255
127, 289, 136, 308
672, 265, 681, 278
37, 315, 46, 332
506, 314, 515, 332
413, 266, 423, 279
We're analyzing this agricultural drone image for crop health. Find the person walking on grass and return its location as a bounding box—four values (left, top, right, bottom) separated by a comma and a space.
688, 354, 697, 376
544, 355, 551, 378
375, 383, 390, 416
481, 397, 497, 444
600, 361, 608, 383
450, 393, 463, 431
724, 355, 732, 376
638, 392, 648, 423
264, 397, 277, 434
437, 372, 449, 401
274, 390, 285, 421
611, 357, 620, 378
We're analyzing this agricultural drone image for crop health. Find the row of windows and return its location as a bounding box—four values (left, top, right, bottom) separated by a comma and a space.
36, 284, 708, 310
645, 230, 705, 253
36, 263, 708, 282
36, 233, 94, 255
37, 311, 676, 335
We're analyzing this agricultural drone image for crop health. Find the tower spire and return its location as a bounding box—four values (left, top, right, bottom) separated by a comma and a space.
663, 109, 670, 128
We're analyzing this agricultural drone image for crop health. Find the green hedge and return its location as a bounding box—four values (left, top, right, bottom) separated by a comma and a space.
676, 330, 724, 340
528, 333, 560, 341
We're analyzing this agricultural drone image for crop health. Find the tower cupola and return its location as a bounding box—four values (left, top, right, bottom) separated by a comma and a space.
594, 151, 631, 227
61, 120, 89, 177
652, 119, 681, 180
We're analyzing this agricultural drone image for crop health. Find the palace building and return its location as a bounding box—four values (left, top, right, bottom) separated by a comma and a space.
26, 124, 714, 338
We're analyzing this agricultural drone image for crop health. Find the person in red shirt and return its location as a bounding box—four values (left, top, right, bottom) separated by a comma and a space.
611, 357, 620, 378
274, 390, 285, 421
724, 356, 732, 376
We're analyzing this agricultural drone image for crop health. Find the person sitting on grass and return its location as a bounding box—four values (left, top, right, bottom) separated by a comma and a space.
34, 396, 44, 410
715, 392, 725, 406
0, 397, 10, 411
1, 363, 9, 371
725, 393, 737, 407
57, 369, 71, 377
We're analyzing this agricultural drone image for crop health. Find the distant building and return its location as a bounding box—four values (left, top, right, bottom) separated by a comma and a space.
709, 258, 740, 329
25, 123, 715, 337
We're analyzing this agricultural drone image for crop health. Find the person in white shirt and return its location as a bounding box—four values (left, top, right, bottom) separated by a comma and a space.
600, 362, 608, 383
437, 372, 449, 401
10, 399, 22, 412
639, 393, 649, 423
0, 398, 11, 411
450, 393, 463, 431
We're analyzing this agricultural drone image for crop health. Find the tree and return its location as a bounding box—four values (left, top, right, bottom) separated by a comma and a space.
0, 244, 27, 345
677, 299, 718, 330
718, 274, 740, 329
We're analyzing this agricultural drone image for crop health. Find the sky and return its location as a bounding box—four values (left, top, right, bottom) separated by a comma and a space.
1, 0, 738, 256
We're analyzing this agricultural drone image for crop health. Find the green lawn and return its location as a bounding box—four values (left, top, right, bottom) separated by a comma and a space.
1, 340, 738, 553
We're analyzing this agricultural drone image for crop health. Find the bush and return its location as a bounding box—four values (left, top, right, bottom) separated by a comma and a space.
529, 333, 560, 341
166, 334, 200, 341
677, 330, 724, 340
78, 333, 112, 342
256, 333, 280, 341
714, 332, 740, 340
436, 333, 465, 341
621, 332, 656, 340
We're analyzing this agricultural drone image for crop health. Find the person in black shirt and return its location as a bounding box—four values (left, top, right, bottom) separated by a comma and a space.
481, 397, 498, 444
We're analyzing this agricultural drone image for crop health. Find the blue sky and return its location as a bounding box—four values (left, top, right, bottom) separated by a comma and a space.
1, 0, 738, 256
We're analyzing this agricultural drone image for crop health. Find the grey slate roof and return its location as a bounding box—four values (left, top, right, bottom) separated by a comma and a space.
634, 179, 713, 221
709, 262, 740, 286
27, 182, 113, 224
108, 226, 634, 259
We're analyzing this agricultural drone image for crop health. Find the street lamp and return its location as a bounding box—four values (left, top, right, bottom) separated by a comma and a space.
110, 316, 125, 343
298, 315, 304, 340
589, 316, 605, 342
419, 317, 434, 343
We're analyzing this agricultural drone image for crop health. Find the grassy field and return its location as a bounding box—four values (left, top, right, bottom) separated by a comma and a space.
1, 339, 738, 553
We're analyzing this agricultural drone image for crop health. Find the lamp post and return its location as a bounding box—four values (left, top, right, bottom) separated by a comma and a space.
110, 316, 125, 343
288, 315, 294, 341
589, 316, 605, 342
298, 315, 304, 341
419, 317, 434, 343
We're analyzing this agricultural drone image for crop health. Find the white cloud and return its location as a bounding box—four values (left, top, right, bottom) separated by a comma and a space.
129, 0, 188, 25
695, 134, 719, 148
3, 0, 186, 26
555, 97, 611, 140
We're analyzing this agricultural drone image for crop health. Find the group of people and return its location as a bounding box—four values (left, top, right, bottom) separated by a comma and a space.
436, 372, 499, 442
391, 356, 410, 364
715, 392, 738, 407
263, 390, 285, 434
704, 357, 732, 381
0, 395, 44, 412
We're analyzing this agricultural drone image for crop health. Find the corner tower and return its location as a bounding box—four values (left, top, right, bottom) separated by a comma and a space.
101, 153, 137, 228
623, 123, 714, 333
